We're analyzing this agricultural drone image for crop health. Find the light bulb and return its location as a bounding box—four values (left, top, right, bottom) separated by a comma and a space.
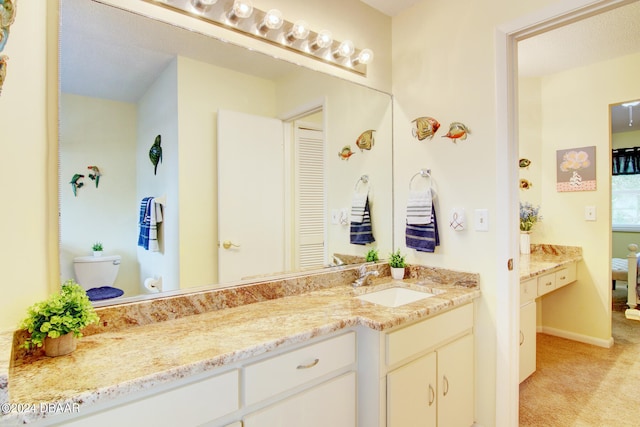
227, 0, 253, 22
258, 9, 283, 33
286, 20, 310, 42
311, 30, 333, 50
353, 48, 374, 65
333, 40, 354, 59
190, 0, 217, 10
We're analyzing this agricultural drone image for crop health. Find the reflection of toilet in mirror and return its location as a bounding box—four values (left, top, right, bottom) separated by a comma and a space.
73, 255, 124, 301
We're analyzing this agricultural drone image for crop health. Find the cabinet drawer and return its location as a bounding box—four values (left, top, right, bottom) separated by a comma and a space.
386, 303, 473, 366
537, 273, 556, 296
555, 263, 576, 288
520, 278, 537, 306
62, 370, 239, 427
244, 332, 355, 406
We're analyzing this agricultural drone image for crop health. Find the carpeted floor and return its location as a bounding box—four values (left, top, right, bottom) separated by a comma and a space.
519, 285, 640, 426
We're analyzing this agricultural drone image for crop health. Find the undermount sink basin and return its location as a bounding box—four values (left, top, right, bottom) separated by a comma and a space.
355, 287, 437, 308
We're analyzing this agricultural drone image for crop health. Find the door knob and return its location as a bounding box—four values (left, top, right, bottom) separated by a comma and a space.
221, 240, 240, 249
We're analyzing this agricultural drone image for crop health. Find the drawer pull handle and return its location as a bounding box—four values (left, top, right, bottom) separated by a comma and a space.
428, 384, 435, 406
297, 358, 320, 369
559, 276, 566, 280
443, 375, 449, 396
546, 281, 553, 287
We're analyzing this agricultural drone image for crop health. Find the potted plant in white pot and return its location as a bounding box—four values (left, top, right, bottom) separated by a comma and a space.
92, 241, 103, 257
20, 280, 100, 357
389, 249, 407, 280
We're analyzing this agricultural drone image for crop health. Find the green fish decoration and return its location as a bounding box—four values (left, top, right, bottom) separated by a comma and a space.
149, 134, 162, 175
70, 174, 84, 197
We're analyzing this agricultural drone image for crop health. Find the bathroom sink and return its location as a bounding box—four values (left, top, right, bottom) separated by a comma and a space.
355, 287, 437, 308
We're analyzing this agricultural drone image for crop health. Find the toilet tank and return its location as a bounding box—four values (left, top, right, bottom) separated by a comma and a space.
73, 255, 121, 290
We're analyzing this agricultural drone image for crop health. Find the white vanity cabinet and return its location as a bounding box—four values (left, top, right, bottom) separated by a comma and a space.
243, 332, 356, 427
519, 261, 577, 383
358, 303, 475, 427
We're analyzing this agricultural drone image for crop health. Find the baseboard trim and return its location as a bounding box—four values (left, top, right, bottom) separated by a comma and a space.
538, 326, 614, 348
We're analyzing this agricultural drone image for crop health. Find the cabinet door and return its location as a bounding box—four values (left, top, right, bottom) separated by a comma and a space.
387, 352, 437, 427
437, 334, 474, 427
243, 372, 355, 427
519, 301, 536, 383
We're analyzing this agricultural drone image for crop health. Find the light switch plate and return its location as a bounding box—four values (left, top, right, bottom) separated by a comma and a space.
474, 209, 489, 231
585, 206, 596, 221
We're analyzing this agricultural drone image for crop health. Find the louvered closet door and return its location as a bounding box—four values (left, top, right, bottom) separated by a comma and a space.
295, 123, 326, 270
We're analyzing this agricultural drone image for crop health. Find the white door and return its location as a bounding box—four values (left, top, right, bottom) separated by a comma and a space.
217, 109, 285, 282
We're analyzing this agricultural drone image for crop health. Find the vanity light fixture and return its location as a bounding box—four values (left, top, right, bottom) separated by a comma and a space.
353, 48, 374, 65
310, 30, 333, 51
190, 0, 218, 10
285, 20, 310, 43
146, 0, 373, 75
257, 9, 284, 34
226, 0, 253, 23
333, 40, 355, 59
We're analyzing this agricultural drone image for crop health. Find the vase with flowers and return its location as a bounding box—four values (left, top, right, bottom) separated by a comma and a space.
519, 202, 541, 254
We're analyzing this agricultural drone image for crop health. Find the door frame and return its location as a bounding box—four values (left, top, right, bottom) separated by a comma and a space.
495, 0, 628, 424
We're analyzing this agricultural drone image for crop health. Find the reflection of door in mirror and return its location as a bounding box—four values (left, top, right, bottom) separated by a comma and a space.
217, 110, 285, 283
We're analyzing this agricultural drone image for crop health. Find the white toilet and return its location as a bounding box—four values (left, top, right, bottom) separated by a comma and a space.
73, 255, 124, 301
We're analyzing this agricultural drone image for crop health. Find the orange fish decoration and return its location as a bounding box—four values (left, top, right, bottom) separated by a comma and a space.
411, 117, 440, 141
356, 129, 375, 151
442, 122, 470, 142
338, 145, 354, 160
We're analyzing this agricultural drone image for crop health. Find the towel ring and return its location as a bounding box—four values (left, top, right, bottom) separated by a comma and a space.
354, 174, 369, 191
409, 169, 432, 190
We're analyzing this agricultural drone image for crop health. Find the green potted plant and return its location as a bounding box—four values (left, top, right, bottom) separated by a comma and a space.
20, 280, 99, 357
365, 248, 379, 263
92, 241, 103, 257
389, 249, 407, 280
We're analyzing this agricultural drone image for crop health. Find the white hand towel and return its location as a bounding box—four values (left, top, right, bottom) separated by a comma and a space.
350, 191, 369, 223
406, 189, 432, 225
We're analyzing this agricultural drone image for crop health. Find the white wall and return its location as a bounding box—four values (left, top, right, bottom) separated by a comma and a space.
59, 94, 138, 296
137, 59, 180, 293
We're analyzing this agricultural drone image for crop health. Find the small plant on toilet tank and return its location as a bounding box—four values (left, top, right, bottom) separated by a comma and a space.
92, 241, 103, 256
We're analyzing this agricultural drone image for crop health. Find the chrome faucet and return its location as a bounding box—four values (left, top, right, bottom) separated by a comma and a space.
353, 264, 379, 288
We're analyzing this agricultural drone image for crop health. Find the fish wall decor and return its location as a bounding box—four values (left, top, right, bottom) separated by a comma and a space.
0, 0, 17, 96
338, 145, 354, 160
519, 158, 531, 168
87, 165, 101, 188
149, 135, 163, 175
442, 122, 471, 142
519, 179, 532, 190
70, 174, 84, 197
356, 129, 375, 151
411, 117, 440, 141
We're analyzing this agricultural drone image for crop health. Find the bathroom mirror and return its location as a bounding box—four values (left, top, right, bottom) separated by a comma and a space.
58, 0, 393, 303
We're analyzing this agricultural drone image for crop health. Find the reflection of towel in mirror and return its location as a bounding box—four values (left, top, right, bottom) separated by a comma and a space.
350, 197, 375, 245
138, 197, 164, 251
350, 191, 368, 223
406, 205, 439, 252
406, 189, 432, 225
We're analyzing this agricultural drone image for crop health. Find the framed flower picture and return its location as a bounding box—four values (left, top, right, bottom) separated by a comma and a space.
556, 146, 596, 192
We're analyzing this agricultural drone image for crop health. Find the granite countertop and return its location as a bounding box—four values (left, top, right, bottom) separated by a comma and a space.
519, 244, 583, 281
1, 263, 480, 424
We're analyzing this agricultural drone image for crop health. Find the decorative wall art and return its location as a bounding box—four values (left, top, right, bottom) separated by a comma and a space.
0, 0, 17, 96
338, 145, 354, 160
442, 122, 470, 142
149, 134, 163, 175
87, 165, 101, 188
355, 129, 375, 151
556, 146, 596, 192
411, 116, 440, 141
519, 158, 531, 169
69, 174, 84, 197
519, 179, 532, 190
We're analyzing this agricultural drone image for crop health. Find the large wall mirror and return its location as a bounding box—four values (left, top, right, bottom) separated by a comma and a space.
58, 0, 393, 304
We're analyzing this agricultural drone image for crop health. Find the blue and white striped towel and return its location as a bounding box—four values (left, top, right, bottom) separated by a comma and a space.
350, 191, 368, 223
138, 197, 163, 252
